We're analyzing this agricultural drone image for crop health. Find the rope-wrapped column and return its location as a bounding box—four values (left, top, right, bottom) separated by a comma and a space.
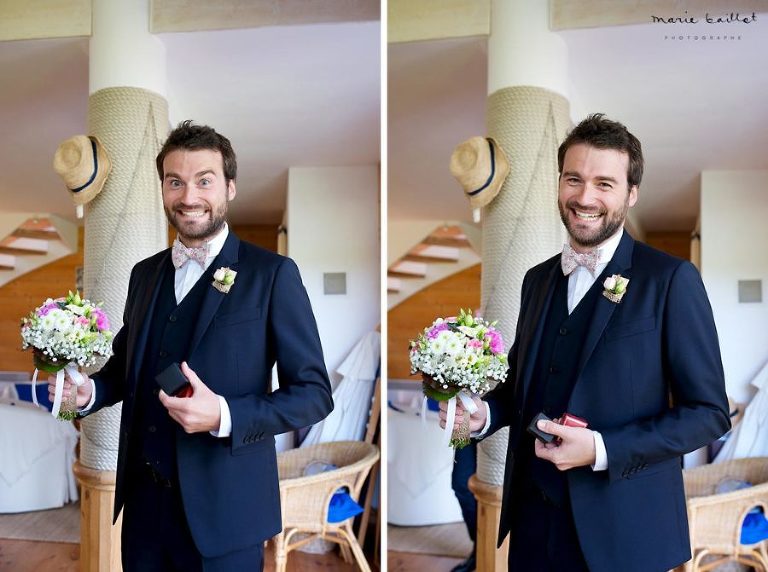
81, 87, 168, 470
474, 86, 569, 570
75, 87, 167, 572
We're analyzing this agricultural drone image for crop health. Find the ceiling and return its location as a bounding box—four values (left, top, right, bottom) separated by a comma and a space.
389, 18, 768, 233
0, 20, 380, 225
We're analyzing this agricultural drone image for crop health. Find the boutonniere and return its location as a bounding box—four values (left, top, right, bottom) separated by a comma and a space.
212, 267, 237, 294
602, 274, 629, 304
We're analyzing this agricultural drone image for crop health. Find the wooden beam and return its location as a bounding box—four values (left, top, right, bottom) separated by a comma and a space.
151, 0, 380, 33
0, 0, 90, 42
388, 0, 490, 43
550, 0, 766, 31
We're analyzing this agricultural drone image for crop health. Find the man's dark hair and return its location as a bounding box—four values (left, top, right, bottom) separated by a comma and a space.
557, 113, 644, 189
156, 120, 237, 183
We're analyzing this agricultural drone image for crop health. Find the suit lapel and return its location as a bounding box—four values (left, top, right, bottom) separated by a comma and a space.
519, 260, 561, 404
575, 231, 635, 374
128, 251, 171, 386
188, 231, 241, 356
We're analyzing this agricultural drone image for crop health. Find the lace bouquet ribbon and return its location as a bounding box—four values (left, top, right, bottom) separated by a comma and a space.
31, 363, 85, 419
421, 374, 477, 449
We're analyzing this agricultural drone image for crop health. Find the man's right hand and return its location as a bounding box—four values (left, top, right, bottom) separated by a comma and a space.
48, 371, 93, 408
438, 395, 487, 433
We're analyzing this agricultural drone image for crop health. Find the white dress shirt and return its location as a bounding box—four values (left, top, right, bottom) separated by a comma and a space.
82, 224, 233, 438
476, 228, 626, 472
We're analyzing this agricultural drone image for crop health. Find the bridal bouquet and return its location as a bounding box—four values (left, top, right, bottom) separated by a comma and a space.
20, 291, 113, 420
409, 309, 508, 448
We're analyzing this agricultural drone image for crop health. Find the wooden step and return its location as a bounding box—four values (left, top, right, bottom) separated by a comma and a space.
387, 277, 402, 293
388, 260, 427, 278
0, 236, 48, 255
13, 218, 60, 240
403, 244, 460, 263
0, 253, 15, 270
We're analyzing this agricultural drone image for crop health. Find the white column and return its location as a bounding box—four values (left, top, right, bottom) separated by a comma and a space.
475, 1, 571, 569
77, 2, 169, 570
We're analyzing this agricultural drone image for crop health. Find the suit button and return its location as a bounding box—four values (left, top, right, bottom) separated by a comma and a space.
159, 350, 168, 358
559, 327, 568, 335
148, 425, 157, 433
169, 315, 177, 323
549, 366, 559, 374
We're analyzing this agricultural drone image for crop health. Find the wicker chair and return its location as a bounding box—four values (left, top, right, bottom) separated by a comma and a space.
272, 440, 380, 572
682, 457, 768, 571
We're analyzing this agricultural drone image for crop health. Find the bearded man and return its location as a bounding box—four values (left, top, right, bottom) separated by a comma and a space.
442, 114, 729, 572
52, 121, 333, 571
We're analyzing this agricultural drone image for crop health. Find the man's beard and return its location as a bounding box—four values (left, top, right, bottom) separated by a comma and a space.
165, 202, 227, 243
558, 197, 629, 249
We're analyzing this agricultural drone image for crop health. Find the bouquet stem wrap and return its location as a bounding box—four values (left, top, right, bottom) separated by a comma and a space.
421, 389, 478, 448
31, 362, 84, 420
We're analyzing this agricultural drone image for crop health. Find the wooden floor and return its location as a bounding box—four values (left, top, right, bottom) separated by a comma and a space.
387, 550, 463, 572
0, 539, 375, 571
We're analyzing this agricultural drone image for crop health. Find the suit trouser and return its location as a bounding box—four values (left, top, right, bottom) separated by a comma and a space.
121, 463, 264, 572
507, 482, 589, 572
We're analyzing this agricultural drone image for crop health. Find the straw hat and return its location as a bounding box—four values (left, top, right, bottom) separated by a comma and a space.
449, 136, 510, 209
53, 135, 112, 206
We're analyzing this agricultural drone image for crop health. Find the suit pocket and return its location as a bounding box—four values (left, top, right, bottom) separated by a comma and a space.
605, 316, 656, 341
215, 306, 263, 327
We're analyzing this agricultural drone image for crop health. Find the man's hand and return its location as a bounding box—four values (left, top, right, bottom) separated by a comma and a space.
534, 419, 596, 471
158, 362, 221, 433
48, 371, 93, 408
438, 395, 487, 434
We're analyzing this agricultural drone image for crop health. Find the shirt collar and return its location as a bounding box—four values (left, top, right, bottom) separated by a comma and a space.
206, 222, 229, 259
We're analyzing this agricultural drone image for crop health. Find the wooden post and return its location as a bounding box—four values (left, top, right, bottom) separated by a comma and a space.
73, 461, 122, 572
468, 475, 508, 571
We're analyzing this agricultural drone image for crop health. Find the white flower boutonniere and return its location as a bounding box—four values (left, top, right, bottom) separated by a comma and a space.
602, 274, 629, 304
212, 267, 237, 294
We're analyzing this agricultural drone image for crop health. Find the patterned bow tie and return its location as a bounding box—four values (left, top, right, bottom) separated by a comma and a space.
171, 241, 209, 269
561, 244, 600, 275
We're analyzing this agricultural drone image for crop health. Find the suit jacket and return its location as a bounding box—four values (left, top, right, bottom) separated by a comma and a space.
86, 231, 333, 558
484, 231, 730, 572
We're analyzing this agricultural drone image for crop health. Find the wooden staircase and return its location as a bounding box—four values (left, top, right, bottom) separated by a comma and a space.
0, 214, 78, 288
387, 223, 481, 308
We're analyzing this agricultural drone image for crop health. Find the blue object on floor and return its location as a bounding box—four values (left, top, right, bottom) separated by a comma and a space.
327, 489, 364, 523
741, 509, 768, 545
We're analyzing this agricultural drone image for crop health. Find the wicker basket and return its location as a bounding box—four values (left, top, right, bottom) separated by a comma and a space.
271, 441, 379, 572
681, 457, 768, 572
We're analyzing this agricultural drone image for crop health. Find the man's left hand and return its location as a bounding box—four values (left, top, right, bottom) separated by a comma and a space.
534, 419, 596, 470
158, 362, 221, 433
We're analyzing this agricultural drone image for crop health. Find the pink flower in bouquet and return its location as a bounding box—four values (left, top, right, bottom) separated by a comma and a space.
467, 339, 483, 349
427, 322, 449, 339
91, 307, 110, 331
486, 329, 504, 355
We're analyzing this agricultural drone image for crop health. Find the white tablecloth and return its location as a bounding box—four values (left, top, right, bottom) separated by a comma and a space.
0, 400, 79, 513
387, 405, 463, 526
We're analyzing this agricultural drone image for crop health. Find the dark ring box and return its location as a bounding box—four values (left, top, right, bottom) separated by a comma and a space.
155, 362, 193, 398
527, 412, 557, 444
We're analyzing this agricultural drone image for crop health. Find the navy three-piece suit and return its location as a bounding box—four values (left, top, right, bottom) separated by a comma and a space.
483, 231, 730, 571
85, 231, 333, 564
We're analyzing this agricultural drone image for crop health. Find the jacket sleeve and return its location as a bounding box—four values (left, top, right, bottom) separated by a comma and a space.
228, 258, 333, 449
482, 270, 531, 437
601, 261, 731, 481
81, 266, 138, 415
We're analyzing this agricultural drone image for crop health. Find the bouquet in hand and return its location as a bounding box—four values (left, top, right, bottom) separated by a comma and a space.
409, 309, 508, 448
20, 291, 113, 420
